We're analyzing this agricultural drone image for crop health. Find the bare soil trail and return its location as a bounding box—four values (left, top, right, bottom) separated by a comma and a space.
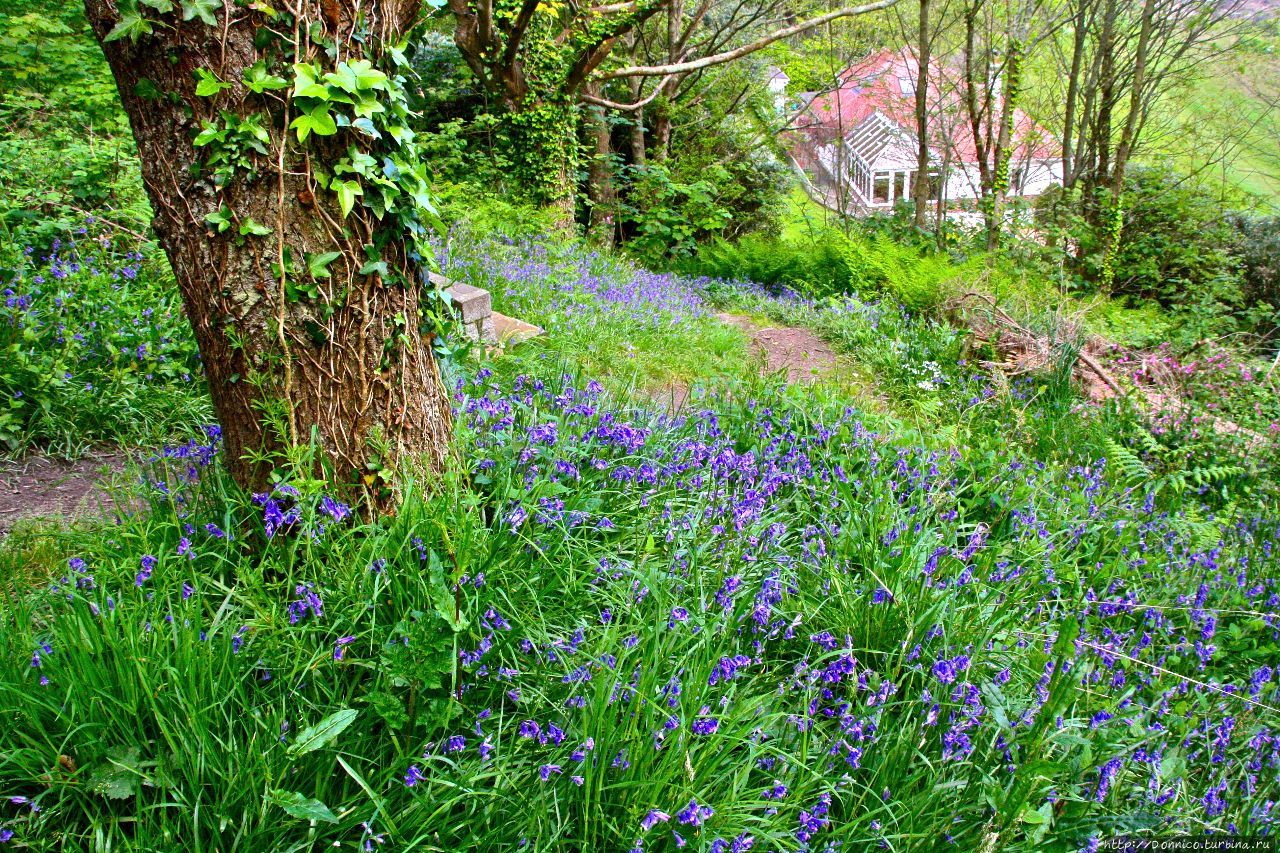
716, 312, 838, 383
0, 451, 128, 536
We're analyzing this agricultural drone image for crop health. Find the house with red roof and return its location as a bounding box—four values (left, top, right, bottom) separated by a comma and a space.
785, 48, 1062, 215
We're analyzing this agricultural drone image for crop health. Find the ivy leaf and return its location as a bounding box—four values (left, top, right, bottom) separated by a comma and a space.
326, 60, 388, 95
331, 179, 362, 219
140, 0, 174, 12
266, 790, 339, 824
351, 117, 381, 139
203, 205, 233, 233
289, 104, 336, 142
104, 2, 153, 42
192, 122, 225, 147
194, 68, 231, 97
181, 0, 220, 25
287, 709, 357, 756
239, 219, 272, 237
291, 63, 329, 100
243, 61, 289, 94
305, 251, 342, 279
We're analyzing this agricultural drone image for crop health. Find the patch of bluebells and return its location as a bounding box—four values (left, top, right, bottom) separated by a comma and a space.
9, 367, 1280, 849
390, 372, 1280, 848
0, 227, 204, 443
437, 236, 708, 331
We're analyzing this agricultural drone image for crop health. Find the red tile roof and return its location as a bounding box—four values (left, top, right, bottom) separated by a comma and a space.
794, 48, 1060, 164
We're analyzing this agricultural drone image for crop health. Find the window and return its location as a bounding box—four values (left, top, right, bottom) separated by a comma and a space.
893, 172, 907, 202
899, 76, 915, 97
873, 173, 890, 203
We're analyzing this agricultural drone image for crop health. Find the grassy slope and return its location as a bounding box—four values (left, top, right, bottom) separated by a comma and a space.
1151, 50, 1280, 210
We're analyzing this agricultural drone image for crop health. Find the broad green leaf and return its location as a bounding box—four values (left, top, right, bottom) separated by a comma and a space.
326, 59, 388, 95
192, 122, 224, 146
266, 790, 338, 824
203, 205, 233, 233
306, 251, 342, 279
291, 63, 329, 100
239, 219, 272, 237
104, 4, 153, 42
351, 117, 382, 139
181, 0, 220, 25
243, 61, 289, 93
287, 708, 357, 756
194, 68, 231, 97
1052, 615, 1079, 659
332, 179, 362, 219
289, 104, 336, 142
140, 0, 174, 12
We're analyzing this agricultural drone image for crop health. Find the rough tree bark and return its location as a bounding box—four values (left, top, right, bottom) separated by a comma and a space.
584, 85, 619, 246
83, 0, 453, 499
911, 0, 932, 228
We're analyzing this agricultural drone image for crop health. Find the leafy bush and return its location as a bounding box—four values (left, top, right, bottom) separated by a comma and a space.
683, 228, 961, 310
0, 0, 150, 251
1226, 212, 1280, 339
0, 228, 209, 453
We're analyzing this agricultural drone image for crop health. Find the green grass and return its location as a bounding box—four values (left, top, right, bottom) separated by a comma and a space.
1, 218, 1278, 850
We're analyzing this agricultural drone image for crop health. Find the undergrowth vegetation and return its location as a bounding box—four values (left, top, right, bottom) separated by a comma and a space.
0, 227, 209, 454
0, 216, 1278, 850
2, 363, 1278, 849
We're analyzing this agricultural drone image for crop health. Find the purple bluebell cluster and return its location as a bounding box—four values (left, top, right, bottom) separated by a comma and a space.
0, 228, 204, 445
382, 371, 1280, 848
6, 360, 1279, 848
437, 237, 708, 330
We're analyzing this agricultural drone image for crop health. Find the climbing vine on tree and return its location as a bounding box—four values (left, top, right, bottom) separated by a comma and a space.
85, 0, 455, 504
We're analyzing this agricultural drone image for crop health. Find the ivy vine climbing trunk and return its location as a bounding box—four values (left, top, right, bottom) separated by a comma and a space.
83, 0, 454, 502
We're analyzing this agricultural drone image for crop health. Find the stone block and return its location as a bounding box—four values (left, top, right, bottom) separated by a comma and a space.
449, 282, 492, 323
475, 315, 498, 345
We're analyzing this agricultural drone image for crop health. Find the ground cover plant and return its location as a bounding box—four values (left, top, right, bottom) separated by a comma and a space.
0, 226, 209, 455
1, 234, 1279, 849
2, 361, 1279, 850
438, 231, 752, 393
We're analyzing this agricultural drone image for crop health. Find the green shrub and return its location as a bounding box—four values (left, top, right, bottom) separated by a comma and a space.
682, 228, 961, 310
0, 228, 209, 453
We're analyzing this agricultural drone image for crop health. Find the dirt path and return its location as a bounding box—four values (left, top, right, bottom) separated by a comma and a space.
0, 452, 129, 536
717, 312, 838, 383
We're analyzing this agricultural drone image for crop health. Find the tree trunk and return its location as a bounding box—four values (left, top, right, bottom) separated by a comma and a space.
912, 0, 932, 228
584, 89, 618, 246
84, 0, 453, 499
628, 71, 649, 167
985, 37, 1023, 251
501, 100, 580, 228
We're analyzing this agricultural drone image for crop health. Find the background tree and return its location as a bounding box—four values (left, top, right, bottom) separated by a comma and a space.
1045, 0, 1243, 285
956, 0, 1062, 250
443, 0, 896, 223
83, 0, 454, 499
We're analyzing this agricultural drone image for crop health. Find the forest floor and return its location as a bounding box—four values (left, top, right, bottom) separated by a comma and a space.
0, 451, 128, 536
715, 312, 837, 382
0, 313, 835, 534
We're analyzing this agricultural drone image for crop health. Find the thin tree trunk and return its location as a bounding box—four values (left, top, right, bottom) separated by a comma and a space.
1109, 0, 1155, 200
912, 0, 933, 228
1061, 0, 1090, 189
986, 37, 1023, 251
584, 87, 618, 246
83, 0, 453, 497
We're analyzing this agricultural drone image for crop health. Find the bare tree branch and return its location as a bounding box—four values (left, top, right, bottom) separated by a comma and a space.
599, 0, 900, 79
